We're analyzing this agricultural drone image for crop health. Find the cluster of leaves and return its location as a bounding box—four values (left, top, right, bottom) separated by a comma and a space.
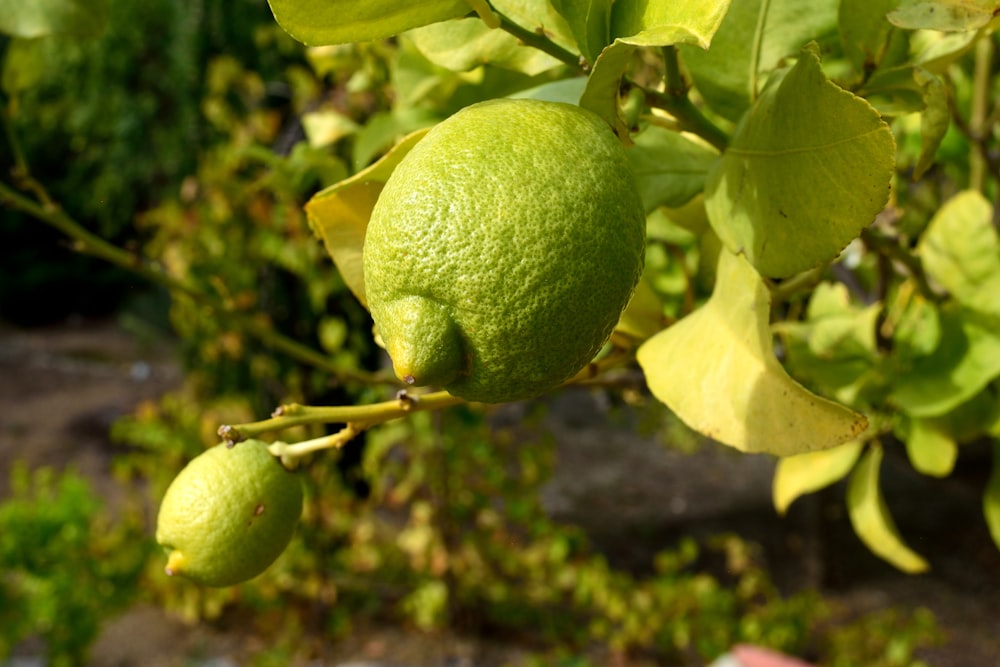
276, 0, 1000, 574
0, 465, 150, 666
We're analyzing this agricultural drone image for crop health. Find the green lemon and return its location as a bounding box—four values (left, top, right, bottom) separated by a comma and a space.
364, 98, 645, 403
155, 440, 303, 587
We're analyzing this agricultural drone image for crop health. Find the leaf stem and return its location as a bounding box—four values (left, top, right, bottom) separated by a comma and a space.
647, 47, 729, 151
748, 0, 772, 105
491, 6, 585, 71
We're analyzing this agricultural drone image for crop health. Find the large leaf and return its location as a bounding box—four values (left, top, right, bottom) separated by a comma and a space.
627, 124, 720, 212
773, 440, 865, 515
306, 129, 430, 308
0, 0, 107, 37
636, 249, 868, 456
917, 190, 1000, 318
847, 444, 930, 573
888, 0, 1000, 31
679, 0, 839, 122
705, 45, 895, 278
266, 0, 470, 46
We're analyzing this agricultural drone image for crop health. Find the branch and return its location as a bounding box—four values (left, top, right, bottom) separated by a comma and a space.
860, 228, 943, 304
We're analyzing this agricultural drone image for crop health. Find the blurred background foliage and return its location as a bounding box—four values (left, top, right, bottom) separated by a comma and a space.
0, 0, 962, 664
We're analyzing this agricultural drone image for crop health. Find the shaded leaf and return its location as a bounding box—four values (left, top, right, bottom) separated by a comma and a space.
839, 0, 903, 73
679, 0, 839, 122
578, 41, 637, 140
773, 440, 865, 515
888, 0, 1000, 31
306, 129, 430, 308
408, 17, 561, 75
705, 45, 895, 278
918, 190, 1000, 318
0, 0, 107, 37
266, 0, 470, 46
913, 68, 950, 178
627, 124, 719, 212
637, 249, 868, 456
847, 444, 930, 573
551, 0, 613, 63
890, 306, 1000, 417
615, 272, 666, 343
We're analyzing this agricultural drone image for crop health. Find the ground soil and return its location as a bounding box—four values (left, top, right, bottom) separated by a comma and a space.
1, 318, 998, 666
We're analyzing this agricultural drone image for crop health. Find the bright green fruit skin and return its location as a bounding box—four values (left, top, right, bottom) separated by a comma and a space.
364, 98, 646, 403
155, 440, 303, 587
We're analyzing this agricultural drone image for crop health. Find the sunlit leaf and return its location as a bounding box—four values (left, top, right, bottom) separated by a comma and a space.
627, 124, 720, 212
705, 45, 895, 278
637, 249, 868, 456
773, 440, 864, 515
839, 0, 903, 73
891, 306, 1000, 417
847, 444, 930, 573
581, 0, 731, 137
679, 0, 839, 122
301, 111, 360, 148
888, 0, 1000, 31
903, 418, 958, 477
609, 0, 731, 48
984, 441, 1000, 551
918, 190, 1000, 318
266, 0, 470, 46
0, 0, 107, 37
408, 17, 562, 75
306, 129, 430, 308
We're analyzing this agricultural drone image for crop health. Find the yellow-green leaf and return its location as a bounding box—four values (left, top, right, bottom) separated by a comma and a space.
773, 440, 865, 515
904, 418, 958, 477
266, 0, 470, 46
636, 249, 868, 455
408, 16, 560, 75
305, 129, 430, 308
614, 272, 666, 343
705, 45, 895, 278
847, 444, 930, 573
888, 0, 1000, 31
610, 0, 731, 48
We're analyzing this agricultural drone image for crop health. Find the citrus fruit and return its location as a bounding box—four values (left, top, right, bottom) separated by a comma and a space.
155, 439, 303, 587
363, 98, 645, 403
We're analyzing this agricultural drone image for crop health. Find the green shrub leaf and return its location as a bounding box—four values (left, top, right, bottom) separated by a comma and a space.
678, 0, 839, 122
847, 444, 930, 573
306, 129, 430, 308
266, 0, 470, 45
773, 440, 865, 515
609, 0, 731, 48
888, 0, 1000, 32
637, 249, 868, 456
705, 45, 895, 278
551, 0, 614, 63
627, 124, 720, 212
839, 0, 901, 73
904, 419, 958, 477
408, 17, 561, 75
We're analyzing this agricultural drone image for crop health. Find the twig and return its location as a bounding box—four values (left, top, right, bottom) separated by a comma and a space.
860, 228, 943, 303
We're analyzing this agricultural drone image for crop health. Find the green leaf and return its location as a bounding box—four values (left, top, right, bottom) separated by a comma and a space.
888, 0, 1000, 31
913, 68, 950, 178
0, 0, 107, 37
847, 444, 930, 573
609, 0, 732, 48
705, 45, 895, 278
627, 124, 720, 212
679, 0, 839, 122
408, 17, 561, 75
306, 129, 430, 308
839, 0, 903, 73
903, 418, 958, 477
636, 249, 868, 456
266, 0, 470, 46
983, 441, 1000, 551
615, 272, 666, 342
773, 440, 865, 515
578, 41, 637, 140
918, 190, 1000, 318
890, 306, 1000, 417
551, 0, 613, 63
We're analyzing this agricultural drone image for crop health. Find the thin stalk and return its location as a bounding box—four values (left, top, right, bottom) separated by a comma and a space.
493, 8, 583, 70
968, 34, 994, 193
748, 0, 772, 105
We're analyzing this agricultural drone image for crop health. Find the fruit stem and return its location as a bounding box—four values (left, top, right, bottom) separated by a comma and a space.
269, 424, 370, 466
219, 390, 465, 443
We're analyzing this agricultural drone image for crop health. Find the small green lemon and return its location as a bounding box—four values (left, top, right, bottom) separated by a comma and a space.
364, 98, 645, 403
155, 440, 303, 587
